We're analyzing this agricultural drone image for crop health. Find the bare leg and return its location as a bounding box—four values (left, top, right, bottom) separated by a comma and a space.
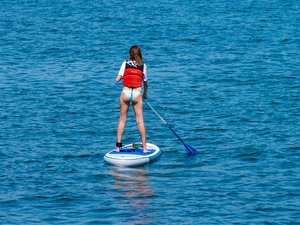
116, 93, 130, 151
132, 95, 149, 153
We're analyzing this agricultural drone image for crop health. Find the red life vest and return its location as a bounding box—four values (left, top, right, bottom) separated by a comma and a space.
122, 62, 144, 88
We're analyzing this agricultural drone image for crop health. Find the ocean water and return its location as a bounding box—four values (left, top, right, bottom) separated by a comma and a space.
0, 0, 299, 224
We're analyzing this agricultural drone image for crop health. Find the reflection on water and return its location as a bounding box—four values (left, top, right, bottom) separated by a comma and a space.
109, 166, 156, 224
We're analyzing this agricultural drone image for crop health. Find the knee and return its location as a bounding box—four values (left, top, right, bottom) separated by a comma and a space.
119, 118, 127, 125
136, 120, 144, 126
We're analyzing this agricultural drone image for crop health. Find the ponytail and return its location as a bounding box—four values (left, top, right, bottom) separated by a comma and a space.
129, 46, 144, 67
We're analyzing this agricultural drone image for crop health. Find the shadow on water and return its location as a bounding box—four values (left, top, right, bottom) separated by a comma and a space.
108, 166, 157, 224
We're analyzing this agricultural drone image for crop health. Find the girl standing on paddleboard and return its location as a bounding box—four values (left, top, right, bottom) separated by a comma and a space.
115, 46, 149, 153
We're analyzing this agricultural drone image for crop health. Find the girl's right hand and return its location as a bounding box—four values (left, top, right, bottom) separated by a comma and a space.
143, 93, 147, 99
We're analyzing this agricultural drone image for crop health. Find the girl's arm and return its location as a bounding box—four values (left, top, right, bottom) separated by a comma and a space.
143, 81, 148, 99
116, 74, 122, 82
116, 61, 126, 82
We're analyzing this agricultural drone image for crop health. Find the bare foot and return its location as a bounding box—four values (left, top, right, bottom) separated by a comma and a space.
143, 148, 150, 153
141, 144, 149, 153
115, 147, 120, 152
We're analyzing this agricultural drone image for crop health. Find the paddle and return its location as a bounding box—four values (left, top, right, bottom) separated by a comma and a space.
145, 100, 198, 155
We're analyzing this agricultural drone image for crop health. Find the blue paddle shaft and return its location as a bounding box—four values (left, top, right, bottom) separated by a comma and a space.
166, 124, 185, 145
145, 101, 183, 142
145, 100, 197, 154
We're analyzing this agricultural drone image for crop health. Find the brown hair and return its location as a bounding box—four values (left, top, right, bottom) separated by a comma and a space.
129, 46, 144, 67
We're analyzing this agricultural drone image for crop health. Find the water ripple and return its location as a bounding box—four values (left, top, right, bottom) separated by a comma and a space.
1, 0, 299, 224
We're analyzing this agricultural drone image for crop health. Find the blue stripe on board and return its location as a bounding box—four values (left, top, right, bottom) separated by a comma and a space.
109, 149, 155, 155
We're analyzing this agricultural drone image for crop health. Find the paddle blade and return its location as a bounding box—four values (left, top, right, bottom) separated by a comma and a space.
184, 144, 198, 155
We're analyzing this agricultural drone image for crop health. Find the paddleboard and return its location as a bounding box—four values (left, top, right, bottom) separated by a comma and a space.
104, 143, 161, 167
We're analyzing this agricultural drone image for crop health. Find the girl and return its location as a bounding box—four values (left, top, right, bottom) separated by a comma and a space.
115, 46, 149, 153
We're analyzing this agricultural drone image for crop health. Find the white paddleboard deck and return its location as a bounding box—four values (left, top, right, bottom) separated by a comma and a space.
104, 143, 161, 167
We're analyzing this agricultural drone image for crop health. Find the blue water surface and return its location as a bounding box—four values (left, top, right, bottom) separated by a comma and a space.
0, 0, 299, 224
